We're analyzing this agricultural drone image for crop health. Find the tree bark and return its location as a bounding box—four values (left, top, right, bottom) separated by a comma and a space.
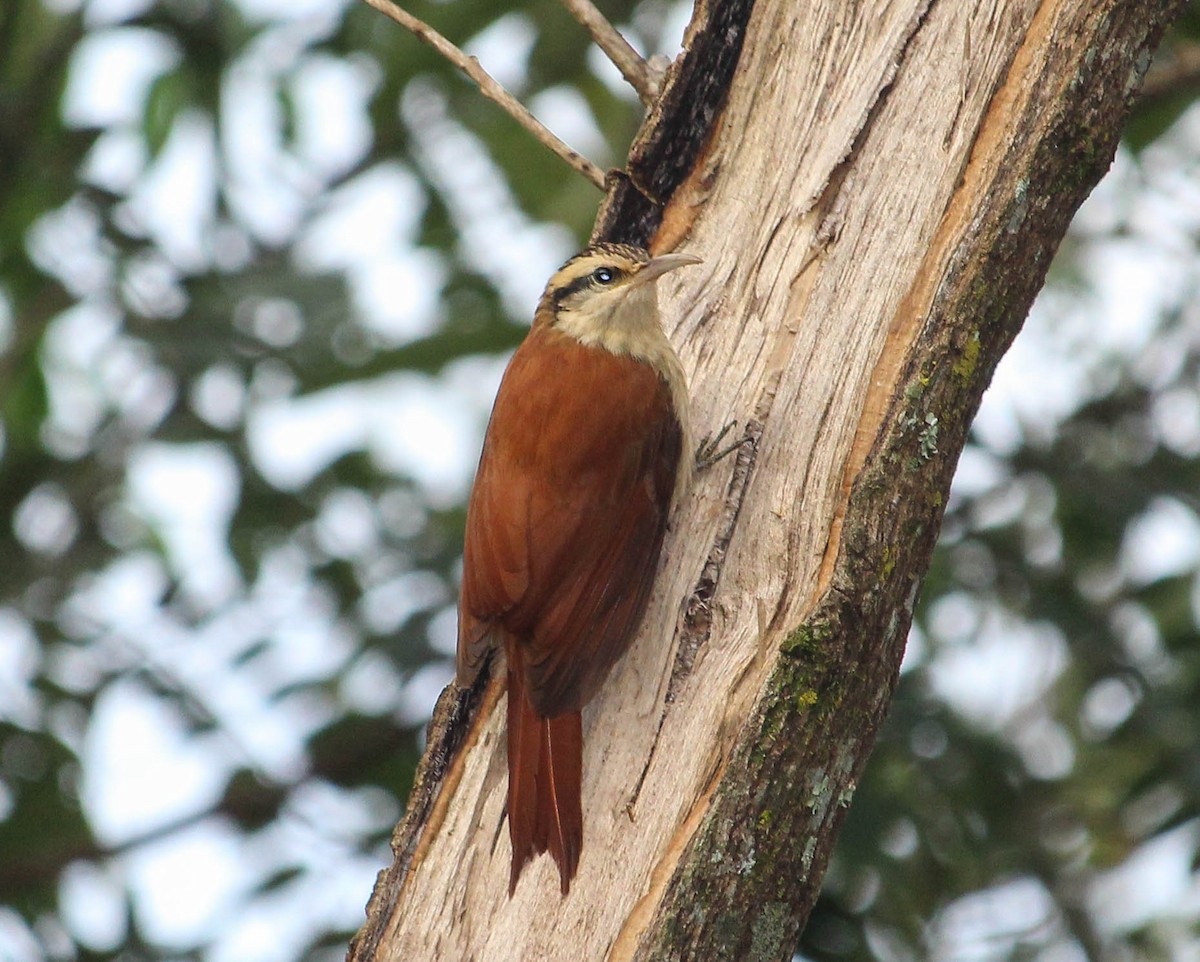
348, 0, 1184, 959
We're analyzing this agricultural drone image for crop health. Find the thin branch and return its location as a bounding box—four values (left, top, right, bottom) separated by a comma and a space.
361, 0, 606, 191
559, 0, 664, 104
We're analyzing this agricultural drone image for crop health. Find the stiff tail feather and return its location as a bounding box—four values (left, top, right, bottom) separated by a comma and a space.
506, 662, 582, 895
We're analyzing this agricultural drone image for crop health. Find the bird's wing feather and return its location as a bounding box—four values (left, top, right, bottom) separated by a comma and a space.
457, 327, 682, 710
520, 414, 678, 715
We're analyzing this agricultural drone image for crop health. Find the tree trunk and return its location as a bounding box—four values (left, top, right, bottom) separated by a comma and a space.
348, 0, 1183, 959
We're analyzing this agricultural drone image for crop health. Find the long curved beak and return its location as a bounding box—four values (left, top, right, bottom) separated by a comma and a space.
633, 252, 703, 286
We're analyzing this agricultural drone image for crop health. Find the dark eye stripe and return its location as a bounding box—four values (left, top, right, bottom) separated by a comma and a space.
553, 274, 595, 302
551, 265, 622, 303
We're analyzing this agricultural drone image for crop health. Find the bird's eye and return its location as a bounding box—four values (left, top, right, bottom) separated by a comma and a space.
592, 267, 615, 284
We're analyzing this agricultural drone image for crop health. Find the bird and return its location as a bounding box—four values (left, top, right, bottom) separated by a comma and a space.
456, 241, 701, 896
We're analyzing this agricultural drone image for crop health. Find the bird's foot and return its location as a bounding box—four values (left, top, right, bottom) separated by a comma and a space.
695, 421, 750, 470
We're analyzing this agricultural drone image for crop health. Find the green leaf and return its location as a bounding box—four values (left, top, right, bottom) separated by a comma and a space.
143, 68, 192, 158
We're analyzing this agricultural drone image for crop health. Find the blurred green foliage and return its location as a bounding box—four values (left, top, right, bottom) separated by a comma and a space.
0, 0, 1198, 960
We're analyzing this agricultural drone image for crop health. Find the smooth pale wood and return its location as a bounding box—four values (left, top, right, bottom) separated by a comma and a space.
363, 0, 1168, 958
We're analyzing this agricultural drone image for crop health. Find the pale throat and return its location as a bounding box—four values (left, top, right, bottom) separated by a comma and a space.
556, 283, 656, 352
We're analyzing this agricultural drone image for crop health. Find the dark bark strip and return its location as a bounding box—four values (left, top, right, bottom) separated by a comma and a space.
593, 0, 758, 247
347, 665, 492, 962
630, 3, 1185, 960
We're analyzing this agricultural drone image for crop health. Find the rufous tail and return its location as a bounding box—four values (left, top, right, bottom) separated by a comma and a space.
506, 661, 582, 895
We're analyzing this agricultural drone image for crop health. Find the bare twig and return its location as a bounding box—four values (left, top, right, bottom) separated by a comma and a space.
361, 0, 606, 191
559, 0, 664, 104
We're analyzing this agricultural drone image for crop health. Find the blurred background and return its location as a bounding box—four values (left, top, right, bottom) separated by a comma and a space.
1, 0, 1199, 959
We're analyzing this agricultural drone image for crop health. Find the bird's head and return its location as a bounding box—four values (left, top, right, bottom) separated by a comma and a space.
539, 243, 702, 337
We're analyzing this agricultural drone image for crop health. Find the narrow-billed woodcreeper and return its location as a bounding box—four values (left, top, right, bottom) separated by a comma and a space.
457, 242, 700, 894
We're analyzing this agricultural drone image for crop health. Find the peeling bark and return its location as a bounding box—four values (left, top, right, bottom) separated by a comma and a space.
348, 1, 1185, 960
